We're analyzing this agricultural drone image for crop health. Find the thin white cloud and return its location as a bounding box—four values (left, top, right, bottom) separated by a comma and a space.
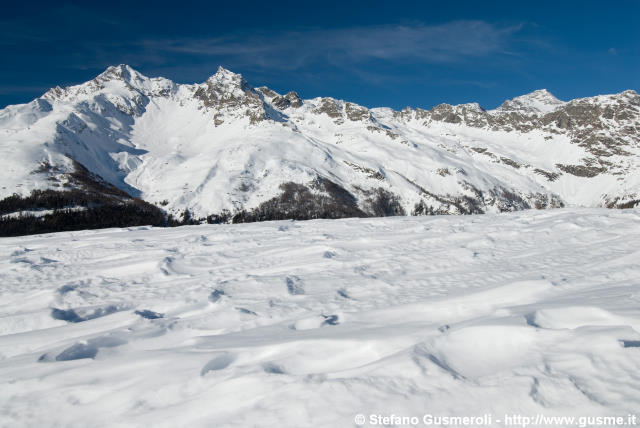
132, 21, 521, 70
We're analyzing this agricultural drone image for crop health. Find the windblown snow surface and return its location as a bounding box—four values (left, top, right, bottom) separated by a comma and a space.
1, 208, 640, 427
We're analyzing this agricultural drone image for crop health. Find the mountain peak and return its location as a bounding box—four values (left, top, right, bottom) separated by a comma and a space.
97, 64, 146, 83
93, 64, 166, 97
497, 89, 565, 114
527, 88, 553, 96
520, 89, 561, 102
204, 66, 252, 93
215, 65, 234, 76
208, 66, 243, 81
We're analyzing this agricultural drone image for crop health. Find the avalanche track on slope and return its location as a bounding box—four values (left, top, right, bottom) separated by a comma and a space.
1, 209, 639, 427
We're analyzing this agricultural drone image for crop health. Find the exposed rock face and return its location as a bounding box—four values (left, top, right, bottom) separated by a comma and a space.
313, 97, 344, 124
345, 102, 371, 122
272, 91, 303, 109
193, 67, 266, 125
540, 91, 640, 163
255, 86, 279, 99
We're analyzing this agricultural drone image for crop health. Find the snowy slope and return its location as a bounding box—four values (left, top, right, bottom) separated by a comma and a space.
1, 65, 639, 221
1, 209, 639, 427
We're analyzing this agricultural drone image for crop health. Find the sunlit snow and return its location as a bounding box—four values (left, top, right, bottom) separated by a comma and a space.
1, 208, 639, 426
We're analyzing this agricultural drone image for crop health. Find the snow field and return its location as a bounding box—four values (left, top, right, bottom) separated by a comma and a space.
0, 208, 639, 427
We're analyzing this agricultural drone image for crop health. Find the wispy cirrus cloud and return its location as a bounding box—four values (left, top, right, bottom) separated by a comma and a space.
0, 15, 523, 79
131, 20, 521, 71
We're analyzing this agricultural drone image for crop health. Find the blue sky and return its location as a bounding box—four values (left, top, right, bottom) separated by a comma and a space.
1, 0, 638, 110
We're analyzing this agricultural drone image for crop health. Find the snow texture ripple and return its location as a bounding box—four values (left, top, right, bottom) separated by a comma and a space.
0, 208, 639, 427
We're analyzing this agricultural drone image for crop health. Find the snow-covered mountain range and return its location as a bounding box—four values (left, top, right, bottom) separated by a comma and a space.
1, 64, 639, 228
